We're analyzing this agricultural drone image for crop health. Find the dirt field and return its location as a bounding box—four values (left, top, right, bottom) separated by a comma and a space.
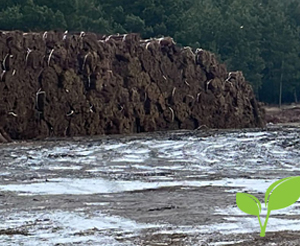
264, 104, 300, 124
1, 125, 300, 245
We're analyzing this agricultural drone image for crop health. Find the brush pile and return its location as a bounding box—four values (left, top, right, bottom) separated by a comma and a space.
0, 31, 265, 141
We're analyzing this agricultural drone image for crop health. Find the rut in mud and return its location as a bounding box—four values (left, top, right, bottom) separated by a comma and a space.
0, 31, 264, 142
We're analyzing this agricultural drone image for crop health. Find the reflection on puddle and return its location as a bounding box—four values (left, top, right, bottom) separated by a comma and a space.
0, 178, 276, 195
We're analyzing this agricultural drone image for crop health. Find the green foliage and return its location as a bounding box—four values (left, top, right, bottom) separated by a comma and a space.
0, 5, 23, 30
124, 14, 145, 33
236, 193, 261, 216
265, 176, 300, 210
0, 0, 300, 103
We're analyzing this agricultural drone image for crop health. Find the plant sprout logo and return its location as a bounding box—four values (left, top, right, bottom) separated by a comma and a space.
236, 176, 300, 237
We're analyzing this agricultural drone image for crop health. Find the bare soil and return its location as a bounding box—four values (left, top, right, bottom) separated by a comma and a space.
264, 104, 300, 124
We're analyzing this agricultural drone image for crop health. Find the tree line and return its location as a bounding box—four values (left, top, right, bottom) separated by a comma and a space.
1, 0, 300, 104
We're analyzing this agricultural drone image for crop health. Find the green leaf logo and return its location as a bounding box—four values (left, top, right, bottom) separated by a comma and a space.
265, 176, 300, 211
236, 176, 300, 237
236, 193, 261, 216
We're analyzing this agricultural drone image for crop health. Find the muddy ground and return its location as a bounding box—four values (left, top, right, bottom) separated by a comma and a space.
264, 104, 300, 124
1, 125, 300, 245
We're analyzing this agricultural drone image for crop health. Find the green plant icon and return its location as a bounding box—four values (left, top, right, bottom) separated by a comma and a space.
236, 176, 300, 237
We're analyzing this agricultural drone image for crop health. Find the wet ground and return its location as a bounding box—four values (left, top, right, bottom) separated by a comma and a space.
1, 125, 300, 245
264, 104, 300, 124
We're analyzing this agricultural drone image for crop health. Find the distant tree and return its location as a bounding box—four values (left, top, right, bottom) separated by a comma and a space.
0, 5, 23, 30
0, 0, 299, 103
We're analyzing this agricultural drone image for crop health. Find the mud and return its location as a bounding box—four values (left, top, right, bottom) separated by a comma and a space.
1, 125, 300, 245
0, 31, 264, 142
264, 104, 300, 124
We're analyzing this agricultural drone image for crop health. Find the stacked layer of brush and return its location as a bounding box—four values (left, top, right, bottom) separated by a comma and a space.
0, 31, 265, 141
